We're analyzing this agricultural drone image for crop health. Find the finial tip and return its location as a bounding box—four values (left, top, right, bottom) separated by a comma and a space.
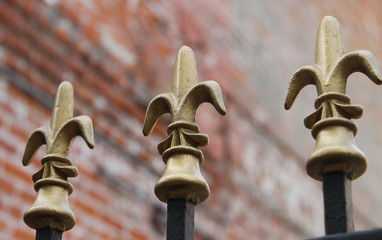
322, 15, 338, 22
176, 46, 196, 64
318, 16, 341, 34
179, 45, 193, 52
58, 81, 74, 93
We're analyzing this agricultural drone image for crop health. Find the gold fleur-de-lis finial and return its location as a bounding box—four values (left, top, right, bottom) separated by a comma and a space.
143, 46, 226, 204
23, 81, 94, 231
285, 16, 382, 180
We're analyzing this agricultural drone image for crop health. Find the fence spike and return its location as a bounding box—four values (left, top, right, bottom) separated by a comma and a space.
285, 16, 382, 181
143, 46, 226, 204
285, 16, 382, 235
143, 46, 226, 239
22, 81, 94, 235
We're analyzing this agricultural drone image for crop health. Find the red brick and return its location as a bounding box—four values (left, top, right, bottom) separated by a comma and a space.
92, 231, 111, 240
0, 2, 23, 29
61, 55, 86, 76
13, 228, 34, 240
20, 1, 38, 17
0, 218, 6, 231
113, 94, 145, 123
10, 124, 29, 141
82, 24, 100, 44
88, 188, 110, 205
0, 135, 17, 155
73, 198, 98, 217
77, 165, 99, 182
22, 67, 56, 96
10, 205, 23, 219
21, 190, 35, 204
4, 161, 32, 184
130, 229, 149, 240
179, 9, 205, 46
103, 214, 123, 230
54, 27, 71, 43
0, 177, 13, 193
72, 81, 94, 105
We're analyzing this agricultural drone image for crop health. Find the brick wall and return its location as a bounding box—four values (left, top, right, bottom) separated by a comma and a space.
1, 0, 382, 239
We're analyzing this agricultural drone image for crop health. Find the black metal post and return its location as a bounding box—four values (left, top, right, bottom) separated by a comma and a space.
322, 171, 354, 235
36, 227, 63, 240
167, 198, 195, 240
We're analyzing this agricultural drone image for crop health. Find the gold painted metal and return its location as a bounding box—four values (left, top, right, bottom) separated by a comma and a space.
285, 16, 382, 181
22, 81, 94, 231
143, 46, 226, 204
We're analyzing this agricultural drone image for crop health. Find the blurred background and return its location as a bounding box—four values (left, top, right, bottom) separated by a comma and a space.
1, 0, 382, 239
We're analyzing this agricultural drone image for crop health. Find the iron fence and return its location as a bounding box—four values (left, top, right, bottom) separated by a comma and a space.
20, 16, 382, 240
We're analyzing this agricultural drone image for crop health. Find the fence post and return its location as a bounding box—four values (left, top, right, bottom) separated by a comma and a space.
285, 16, 382, 238
143, 46, 226, 239
22, 81, 94, 240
